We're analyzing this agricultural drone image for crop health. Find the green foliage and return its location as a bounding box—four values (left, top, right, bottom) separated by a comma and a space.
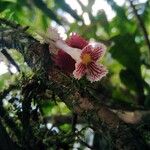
110, 34, 141, 72
0, 1, 14, 13
120, 69, 139, 92
40, 101, 54, 117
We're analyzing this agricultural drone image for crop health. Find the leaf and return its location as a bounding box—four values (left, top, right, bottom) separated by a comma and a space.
110, 34, 146, 100
110, 34, 141, 73
54, 0, 82, 21
40, 101, 54, 116
0, 1, 14, 12
120, 69, 140, 92
41, 15, 49, 31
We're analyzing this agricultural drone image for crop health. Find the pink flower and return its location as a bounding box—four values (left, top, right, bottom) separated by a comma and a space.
73, 43, 108, 82
56, 40, 108, 82
66, 33, 88, 49
46, 28, 108, 82
54, 33, 88, 73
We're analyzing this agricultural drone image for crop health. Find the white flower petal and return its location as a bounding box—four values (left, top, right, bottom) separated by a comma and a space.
56, 40, 81, 61
91, 43, 106, 60
73, 62, 86, 79
86, 62, 108, 82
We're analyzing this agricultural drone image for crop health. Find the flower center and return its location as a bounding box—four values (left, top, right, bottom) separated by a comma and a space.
81, 53, 92, 64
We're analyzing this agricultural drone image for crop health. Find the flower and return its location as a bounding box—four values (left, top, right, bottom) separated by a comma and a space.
73, 43, 108, 82
56, 40, 108, 82
46, 28, 108, 82
54, 33, 88, 73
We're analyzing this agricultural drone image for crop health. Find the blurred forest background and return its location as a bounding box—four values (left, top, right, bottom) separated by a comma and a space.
0, 0, 150, 149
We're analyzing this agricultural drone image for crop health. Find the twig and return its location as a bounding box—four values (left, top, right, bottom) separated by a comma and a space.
32, 0, 61, 25
128, 0, 150, 53
1, 48, 20, 72
0, 18, 21, 29
0, 18, 29, 31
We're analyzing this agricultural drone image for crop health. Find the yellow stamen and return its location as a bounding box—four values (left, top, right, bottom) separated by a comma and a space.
82, 53, 92, 64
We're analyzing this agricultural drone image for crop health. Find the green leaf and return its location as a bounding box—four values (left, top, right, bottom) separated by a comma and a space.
59, 124, 71, 132
41, 15, 49, 31
110, 34, 146, 100
110, 34, 141, 73
0, 1, 14, 12
120, 69, 139, 92
40, 101, 54, 116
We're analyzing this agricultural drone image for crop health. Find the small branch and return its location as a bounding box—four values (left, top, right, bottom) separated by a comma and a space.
1, 49, 20, 72
111, 109, 150, 124
0, 18, 29, 31
32, 0, 61, 25
0, 18, 21, 29
128, 0, 150, 53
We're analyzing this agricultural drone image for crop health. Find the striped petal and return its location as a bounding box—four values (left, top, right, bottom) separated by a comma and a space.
81, 45, 92, 54
82, 43, 106, 61
73, 62, 86, 79
91, 43, 106, 61
86, 62, 108, 82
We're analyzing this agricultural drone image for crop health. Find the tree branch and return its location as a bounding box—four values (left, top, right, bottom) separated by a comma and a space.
32, 0, 61, 25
